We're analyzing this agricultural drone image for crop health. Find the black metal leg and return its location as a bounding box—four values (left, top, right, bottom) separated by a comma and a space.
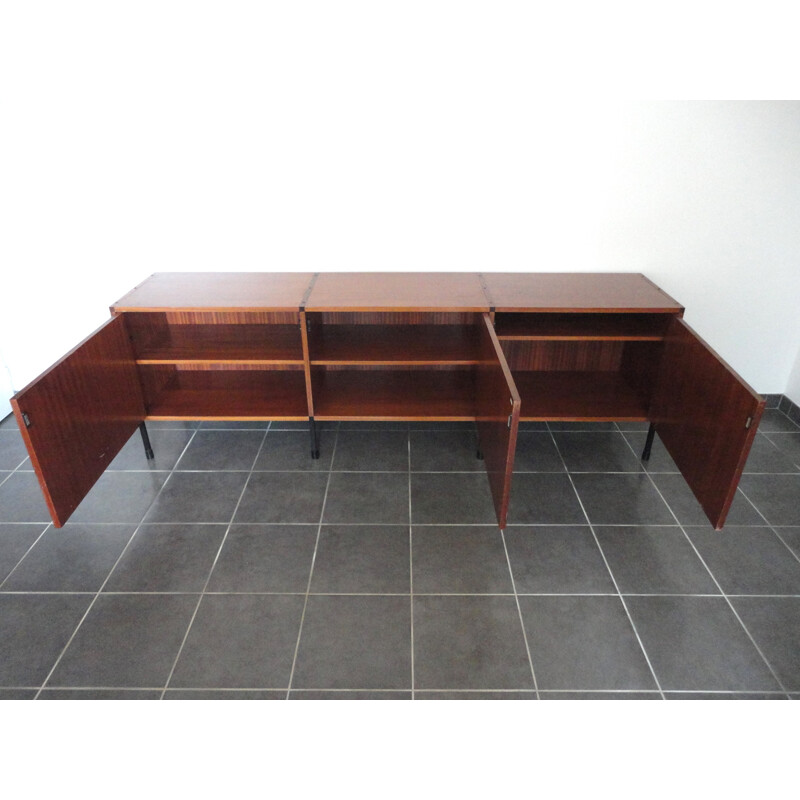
139, 421, 155, 460
309, 417, 320, 459
641, 422, 656, 461
476, 449, 484, 460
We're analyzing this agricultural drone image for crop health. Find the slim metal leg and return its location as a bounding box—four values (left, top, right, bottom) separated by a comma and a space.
641, 422, 656, 461
309, 417, 320, 459
139, 421, 155, 460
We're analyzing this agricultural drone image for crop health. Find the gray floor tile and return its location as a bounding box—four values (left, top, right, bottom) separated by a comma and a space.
70, 471, 169, 524
763, 433, 800, 468
324, 472, 409, 524
175, 430, 265, 471
48, 594, 198, 688
0, 690, 37, 699
169, 594, 305, 689
649, 476, 765, 526
686, 527, 800, 595
738, 475, 800, 526
512, 433, 565, 472
289, 690, 411, 700
504, 526, 615, 594
664, 692, 788, 700
416, 691, 536, 700
38, 689, 162, 700
206, 524, 318, 593
553, 431, 644, 473
742, 436, 800, 473
2, 524, 135, 592
730, 597, 800, 691
410, 430, 482, 472
413, 595, 533, 690
548, 421, 618, 431
253, 430, 333, 471
310, 526, 409, 594
777, 527, 800, 560
540, 691, 661, 700
572, 473, 675, 525
234, 472, 329, 524
0, 523, 47, 583
412, 526, 512, 594
756, 409, 800, 433
506, 473, 586, 525
334, 430, 409, 471
0, 472, 55, 523
0, 414, 19, 430
411, 473, 496, 525
622, 432, 679, 473
292, 595, 411, 689
198, 420, 270, 430
0, 594, 92, 687
0, 431, 29, 470
165, 689, 286, 699
143, 472, 247, 524
104, 524, 226, 592
108, 428, 194, 471
625, 596, 781, 692
595, 526, 719, 595
518, 595, 657, 691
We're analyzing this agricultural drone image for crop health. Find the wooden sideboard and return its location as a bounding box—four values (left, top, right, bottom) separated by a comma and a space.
11, 272, 764, 530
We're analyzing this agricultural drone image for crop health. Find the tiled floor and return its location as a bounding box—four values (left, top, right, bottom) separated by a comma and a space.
1, 409, 799, 700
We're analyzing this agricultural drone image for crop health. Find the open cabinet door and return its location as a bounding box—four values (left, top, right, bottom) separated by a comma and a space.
11, 316, 146, 527
476, 314, 521, 529
649, 317, 764, 530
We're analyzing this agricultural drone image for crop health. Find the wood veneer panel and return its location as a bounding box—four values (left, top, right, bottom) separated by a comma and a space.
308, 325, 482, 365
144, 369, 309, 420
135, 324, 304, 364
649, 317, 764, 530
494, 312, 670, 340
501, 340, 624, 372
483, 273, 683, 312
476, 314, 520, 529
11, 316, 146, 527
512, 372, 649, 421
111, 273, 315, 312
305, 272, 489, 311
311, 369, 476, 420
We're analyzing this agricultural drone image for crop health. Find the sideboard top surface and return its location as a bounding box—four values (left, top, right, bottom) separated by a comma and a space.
110, 271, 684, 313
482, 273, 684, 312
111, 272, 315, 312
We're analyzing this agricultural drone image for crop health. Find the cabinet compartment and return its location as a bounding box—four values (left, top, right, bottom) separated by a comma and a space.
502, 340, 661, 420
494, 312, 670, 341
139, 364, 309, 420
126, 312, 303, 364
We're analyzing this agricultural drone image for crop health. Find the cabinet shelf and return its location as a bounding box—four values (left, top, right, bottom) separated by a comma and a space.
308, 324, 481, 365
312, 369, 476, 420
513, 371, 649, 421
495, 313, 669, 341
144, 369, 309, 420
134, 324, 304, 365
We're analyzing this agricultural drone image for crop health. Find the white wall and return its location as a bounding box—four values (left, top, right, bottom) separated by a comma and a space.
786, 346, 800, 406
1, 5, 799, 395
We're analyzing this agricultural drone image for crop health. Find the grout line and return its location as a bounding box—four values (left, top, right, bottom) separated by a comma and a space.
285, 424, 340, 698
159, 423, 273, 699
616, 431, 790, 694
32, 426, 200, 700
547, 423, 666, 699
500, 528, 539, 698
0, 523, 52, 590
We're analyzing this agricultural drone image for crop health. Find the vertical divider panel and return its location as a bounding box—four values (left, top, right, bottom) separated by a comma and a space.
476, 313, 521, 529
299, 310, 315, 417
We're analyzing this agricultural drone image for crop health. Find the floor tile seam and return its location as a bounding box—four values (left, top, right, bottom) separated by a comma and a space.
736, 482, 792, 532
408, 431, 415, 700
32, 427, 201, 701
616, 433, 791, 694
548, 425, 666, 699
500, 529, 540, 698
0, 523, 52, 590
159, 426, 272, 700
285, 426, 340, 699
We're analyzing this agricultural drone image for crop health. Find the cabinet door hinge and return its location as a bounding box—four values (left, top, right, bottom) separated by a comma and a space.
507, 414, 512, 429
745, 416, 752, 429
21, 412, 31, 428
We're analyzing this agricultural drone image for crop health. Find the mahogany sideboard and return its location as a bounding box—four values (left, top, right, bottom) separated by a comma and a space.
11, 272, 764, 530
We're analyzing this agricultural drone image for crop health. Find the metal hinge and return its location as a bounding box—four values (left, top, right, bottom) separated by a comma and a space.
21, 412, 31, 428
306, 317, 311, 333
507, 414, 512, 429
745, 416, 752, 429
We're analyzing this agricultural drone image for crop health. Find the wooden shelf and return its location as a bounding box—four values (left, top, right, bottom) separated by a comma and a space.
308, 325, 481, 365
312, 369, 476, 420
513, 371, 649, 421
144, 369, 309, 420
495, 313, 669, 341
135, 324, 304, 365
